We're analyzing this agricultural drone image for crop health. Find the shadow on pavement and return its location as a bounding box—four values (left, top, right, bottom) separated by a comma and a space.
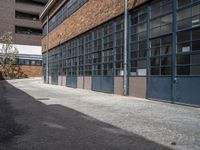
0, 80, 172, 150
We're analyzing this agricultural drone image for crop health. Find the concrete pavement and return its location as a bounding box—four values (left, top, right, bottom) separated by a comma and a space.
1, 78, 200, 150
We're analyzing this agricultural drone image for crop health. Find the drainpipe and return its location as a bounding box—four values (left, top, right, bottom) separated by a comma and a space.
46, 13, 49, 84
123, 0, 128, 96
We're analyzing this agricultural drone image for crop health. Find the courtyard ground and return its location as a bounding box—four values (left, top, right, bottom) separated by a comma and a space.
0, 78, 199, 150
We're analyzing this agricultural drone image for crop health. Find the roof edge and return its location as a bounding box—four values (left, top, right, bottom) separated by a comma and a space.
39, 0, 55, 20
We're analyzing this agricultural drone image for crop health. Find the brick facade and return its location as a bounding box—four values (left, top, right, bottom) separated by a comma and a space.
41, 0, 147, 52
0, 65, 42, 80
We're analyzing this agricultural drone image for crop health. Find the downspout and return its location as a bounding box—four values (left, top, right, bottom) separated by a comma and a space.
46, 12, 49, 84
123, 0, 128, 96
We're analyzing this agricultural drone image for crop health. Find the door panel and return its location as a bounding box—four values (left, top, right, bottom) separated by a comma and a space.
92, 76, 101, 91
67, 76, 77, 88
92, 76, 114, 93
176, 77, 200, 106
51, 73, 58, 85
148, 76, 172, 101
102, 76, 114, 93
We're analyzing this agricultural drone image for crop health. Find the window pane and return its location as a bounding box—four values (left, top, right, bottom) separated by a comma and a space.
161, 67, 171, 75
177, 66, 190, 75
190, 65, 200, 75
177, 8, 190, 20
151, 38, 160, 47
160, 46, 171, 55
151, 2, 160, 18
192, 4, 200, 16
162, 35, 171, 45
161, 56, 171, 66
139, 50, 146, 57
177, 42, 191, 52
151, 27, 160, 37
151, 18, 160, 28
177, 18, 191, 30
161, 15, 172, 26
192, 16, 200, 27
177, 31, 190, 43
151, 67, 160, 75
151, 58, 160, 66
151, 47, 160, 56
192, 40, 200, 51
192, 28, 200, 40
191, 54, 200, 64
139, 41, 147, 50
138, 60, 146, 67
177, 0, 191, 8
177, 55, 190, 64
25, 60, 29, 65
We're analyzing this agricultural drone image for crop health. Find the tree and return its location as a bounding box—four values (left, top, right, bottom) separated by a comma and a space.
0, 32, 18, 79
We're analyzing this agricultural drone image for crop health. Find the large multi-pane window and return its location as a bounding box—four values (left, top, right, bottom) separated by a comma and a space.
61, 44, 66, 75
48, 49, 59, 77
16, 59, 42, 66
58, 46, 63, 75
130, 6, 148, 76
176, 0, 200, 75
43, 0, 200, 79
66, 40, 78, 76
150, 0, 173, 38
93, 27, 102, 76
150, 0, 173, 76
115, 17, 124, 76
78, 36, 84, 76
84, 32, 93, 76
102, 23, 114, 76
150, 36, 172, 75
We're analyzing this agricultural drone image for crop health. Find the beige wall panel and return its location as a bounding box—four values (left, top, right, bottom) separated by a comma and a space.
61, 76, 66, 86
58, 76, 62, 86
129, 77, 146, 98
49, 76, 52, 84
77, 76, 84, 89
84, 76, 91, 90
114, 77, 123, 95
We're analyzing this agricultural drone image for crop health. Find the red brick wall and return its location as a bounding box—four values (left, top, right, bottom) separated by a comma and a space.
20, 65, 42, 77
42, 0, 147, 52
0, 65, 42, 79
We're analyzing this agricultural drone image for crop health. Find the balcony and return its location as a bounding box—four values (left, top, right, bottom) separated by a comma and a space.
15, 2, 44, 14
15, 18, 42, 29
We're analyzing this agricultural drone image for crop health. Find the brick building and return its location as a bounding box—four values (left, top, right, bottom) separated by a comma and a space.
40, 0, 200, 106
0, 0, 48, 77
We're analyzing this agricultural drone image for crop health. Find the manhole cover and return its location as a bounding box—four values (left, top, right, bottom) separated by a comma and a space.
36, 98, 50, 101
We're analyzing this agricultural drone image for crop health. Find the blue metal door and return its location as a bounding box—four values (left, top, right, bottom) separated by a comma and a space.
148, 76, 172, 102
66, 76, 77, 88
92, 76, 114, 93
51, 73, 58, 85
175, 77, 200, 106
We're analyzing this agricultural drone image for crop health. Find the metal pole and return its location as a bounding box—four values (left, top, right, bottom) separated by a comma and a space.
123, 0, 128, 96
46, 13, 49, 84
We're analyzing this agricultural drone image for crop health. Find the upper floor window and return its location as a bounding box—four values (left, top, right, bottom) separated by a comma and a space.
15, 26, 42, 35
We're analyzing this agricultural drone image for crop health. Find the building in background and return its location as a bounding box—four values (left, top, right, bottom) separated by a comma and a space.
0, 0, 48, 77
40, 0, 200, 106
